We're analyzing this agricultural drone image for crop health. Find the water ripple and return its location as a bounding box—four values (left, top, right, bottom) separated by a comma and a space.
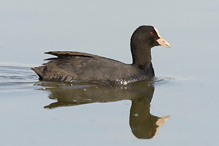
0, 65, 173, 91
0, 65, 38, 91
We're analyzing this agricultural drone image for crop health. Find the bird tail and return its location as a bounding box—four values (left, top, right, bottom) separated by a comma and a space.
31, 66, 44, 80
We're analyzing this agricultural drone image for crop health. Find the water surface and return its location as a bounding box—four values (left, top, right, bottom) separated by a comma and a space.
0, 0, 219, 146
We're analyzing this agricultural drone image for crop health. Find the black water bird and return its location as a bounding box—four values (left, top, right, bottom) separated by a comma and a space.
32, 25, 171, 86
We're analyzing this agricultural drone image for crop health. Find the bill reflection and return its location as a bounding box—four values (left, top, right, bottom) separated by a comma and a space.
38, 81, 169, 139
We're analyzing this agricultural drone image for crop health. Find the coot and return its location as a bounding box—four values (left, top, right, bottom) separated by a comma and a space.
32, 25, 171, 86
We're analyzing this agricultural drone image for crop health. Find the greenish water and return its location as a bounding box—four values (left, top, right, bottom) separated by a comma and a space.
0, 0, 219, 146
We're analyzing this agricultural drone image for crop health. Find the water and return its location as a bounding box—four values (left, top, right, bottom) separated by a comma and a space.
1, 0, 219, 146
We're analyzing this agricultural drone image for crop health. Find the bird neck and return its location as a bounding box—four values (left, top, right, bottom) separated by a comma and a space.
131, 44, 152, 70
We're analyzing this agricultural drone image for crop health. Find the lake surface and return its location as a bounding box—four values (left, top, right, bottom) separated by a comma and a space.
0, 1, 219, 146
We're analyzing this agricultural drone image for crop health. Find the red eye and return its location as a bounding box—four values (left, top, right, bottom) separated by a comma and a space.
150, 32, 154, 36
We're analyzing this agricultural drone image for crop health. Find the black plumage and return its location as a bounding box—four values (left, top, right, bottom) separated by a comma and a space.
32, 25, 171, 86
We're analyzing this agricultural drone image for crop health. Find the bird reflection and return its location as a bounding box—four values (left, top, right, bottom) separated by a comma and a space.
130, 93, 169, 139
37, 81, 169, 139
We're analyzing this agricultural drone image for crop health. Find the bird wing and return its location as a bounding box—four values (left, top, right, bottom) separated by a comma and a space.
45, 51, 104, 59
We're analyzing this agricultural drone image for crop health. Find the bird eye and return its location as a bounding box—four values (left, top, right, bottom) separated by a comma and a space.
150, 32, 154, 36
